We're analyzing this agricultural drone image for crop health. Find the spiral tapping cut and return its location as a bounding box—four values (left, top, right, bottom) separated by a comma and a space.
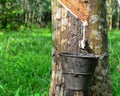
80, 21, 88, 49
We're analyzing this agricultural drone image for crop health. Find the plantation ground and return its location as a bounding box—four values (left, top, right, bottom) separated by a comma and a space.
109, 30, 120, 96
0, 28, 120, 96
0, 28, 51, 96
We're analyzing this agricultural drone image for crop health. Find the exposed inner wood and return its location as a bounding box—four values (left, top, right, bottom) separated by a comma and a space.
58, 0, 89, 22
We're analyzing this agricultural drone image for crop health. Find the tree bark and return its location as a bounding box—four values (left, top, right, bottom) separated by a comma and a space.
49, 0, 112, 96
117, 4, 120, 29
118, 0, 120, 6
106, 0, 113, 30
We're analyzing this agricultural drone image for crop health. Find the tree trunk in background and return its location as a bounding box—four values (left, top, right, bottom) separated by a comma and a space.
106, 0, 113, 30
117, 5, 120, 29
49, 0, 112, 96
118, 0, 120, 6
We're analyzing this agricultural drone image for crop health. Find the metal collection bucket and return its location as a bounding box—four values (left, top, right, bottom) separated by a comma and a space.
60, 53, 100, 90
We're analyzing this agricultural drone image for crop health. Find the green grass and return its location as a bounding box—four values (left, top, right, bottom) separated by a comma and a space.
109, 29, 120, 96
0, 27, 120, 96
0, 28, 52, 96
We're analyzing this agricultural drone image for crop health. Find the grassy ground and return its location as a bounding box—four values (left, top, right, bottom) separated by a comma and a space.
109, 29, 120, 96
0, 28, 120, 96
0, 28, 52, 96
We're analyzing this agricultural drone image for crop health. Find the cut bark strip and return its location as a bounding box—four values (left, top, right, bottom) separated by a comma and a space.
58, 0, 89, 22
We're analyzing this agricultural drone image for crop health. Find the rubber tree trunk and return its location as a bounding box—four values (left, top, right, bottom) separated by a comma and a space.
49, 0, 112, 96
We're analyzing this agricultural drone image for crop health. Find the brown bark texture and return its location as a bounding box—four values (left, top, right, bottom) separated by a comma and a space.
49, 0, 112, 96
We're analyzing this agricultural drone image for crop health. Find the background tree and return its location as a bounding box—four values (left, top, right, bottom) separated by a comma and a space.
106, 0, 113, 30
112, 0, 120, 29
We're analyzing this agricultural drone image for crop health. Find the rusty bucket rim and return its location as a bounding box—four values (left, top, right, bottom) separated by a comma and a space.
59, 52, 100, 58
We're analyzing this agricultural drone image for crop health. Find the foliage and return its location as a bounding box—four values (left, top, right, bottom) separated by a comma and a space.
28, 0, 51, 23
0, 0, 23, 29
0, 27, 51, 96
108, 30, 120, 96
0, 0, 51, 29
